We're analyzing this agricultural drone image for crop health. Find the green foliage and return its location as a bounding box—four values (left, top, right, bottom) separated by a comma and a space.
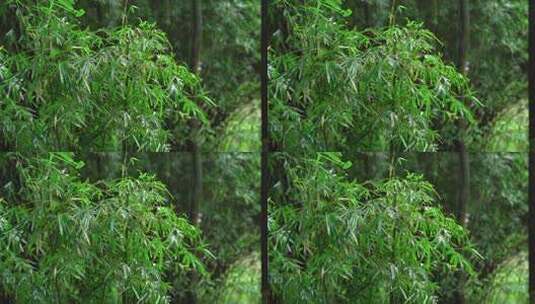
0, 0, 261, 302
201, 0, 261, 133
269, 0, 477, 152
462, 0, 527, 132
76, 0, 261, 151
195, 153, 261, 302
202, 252, 261, 303
482, 252, 528, 304
344, 0, 528, 149
468, 154, 527, 254
217, 102, 261, 152
269, 153, 477, 303
201, 153, 260, 264
0, 153, 210, 303
345, 152, 528, 301
79, 152, 261, 302
485, 100, 528, 152
0, 0, 211, 151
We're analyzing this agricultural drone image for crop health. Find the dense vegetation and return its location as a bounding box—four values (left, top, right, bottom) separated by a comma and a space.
0, 0, 260, 152
0, 0, 260, 303
268, 0, 528, 303
0, 0, 529, 303
0, 152, 260, 303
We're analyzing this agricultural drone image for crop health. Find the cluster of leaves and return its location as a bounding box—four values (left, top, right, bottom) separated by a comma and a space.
269, 153, 478, 303
269, 0, 477, 152
0, 0, 211, 151
0, 0, 261, 302
268, 0, 526, 302
77, 0, 261, 151
344, 0, 528, 150
345, 152, 528, 300
0, 153, 211, 303
79, 152, 262, 302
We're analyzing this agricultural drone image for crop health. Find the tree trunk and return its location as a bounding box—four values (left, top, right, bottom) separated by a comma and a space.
458, 0, 470, 75
95, 2, 104, 26
455, 142, 469, 227
190, 149, 202, 227
189, 0, 203, 233
184, 1, 203, 303
190, 0, 202, 75
184, 148, 201, 304
415, 0, 437, 33
431, 0, 438, 32
349, 0, 372, 29
363, 0, 371, 28
454, 138, 469, 304
454, 1, 470, 303
0, 290, 12, 304
389, 0, 397, 25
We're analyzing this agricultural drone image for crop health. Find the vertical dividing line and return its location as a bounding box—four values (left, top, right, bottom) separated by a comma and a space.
261, 0, 270, 303
529, 0, 535, 303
